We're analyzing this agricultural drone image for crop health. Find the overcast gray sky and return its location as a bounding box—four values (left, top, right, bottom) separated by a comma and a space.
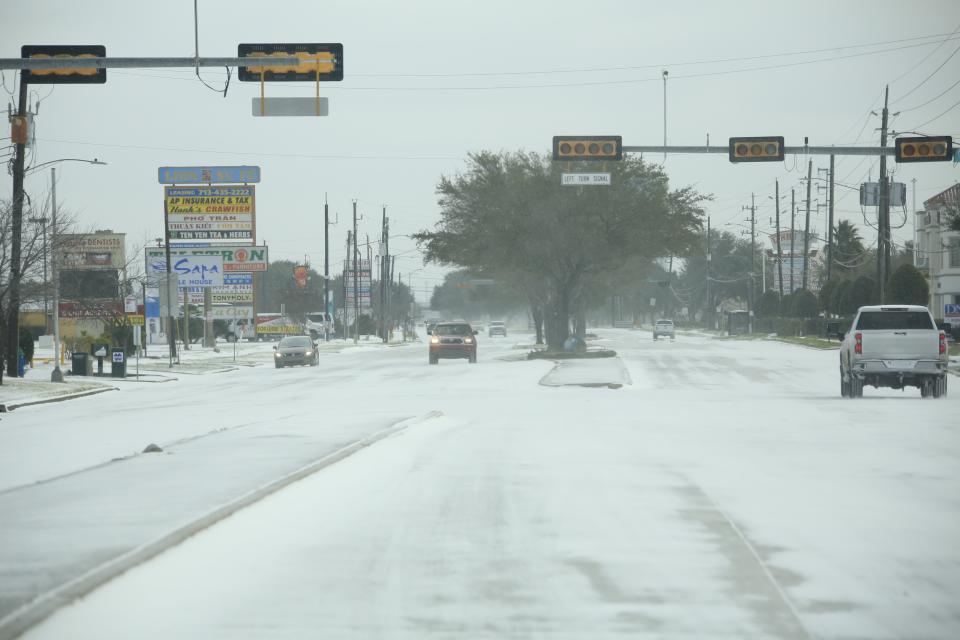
4, 0, 960, 301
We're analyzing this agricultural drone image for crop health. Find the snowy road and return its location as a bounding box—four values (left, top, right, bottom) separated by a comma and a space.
5, 331, 959, 639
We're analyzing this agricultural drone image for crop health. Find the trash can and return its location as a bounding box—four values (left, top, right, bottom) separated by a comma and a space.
71, 351, 90, 376
111, 348, 126, 378
17, 351, 25, 377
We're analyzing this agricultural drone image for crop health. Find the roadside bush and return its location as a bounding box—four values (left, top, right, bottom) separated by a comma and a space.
18, 327, 34, 363
757, 290, 781, 318
790, 289, 819, 319
773, 317, 826, 337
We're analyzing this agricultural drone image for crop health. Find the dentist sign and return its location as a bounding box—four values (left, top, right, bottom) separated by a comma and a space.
147, 255, 225, 288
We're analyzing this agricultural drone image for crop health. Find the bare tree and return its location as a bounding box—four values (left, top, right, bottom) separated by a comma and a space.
1, 194, 79, 363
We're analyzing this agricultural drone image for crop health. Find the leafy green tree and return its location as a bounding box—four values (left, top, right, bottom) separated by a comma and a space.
886, 263, 929, 306
678, 230, 752, 323
832, 220, 866, 275
430, 269, 527, 319
416, 152, 706, 349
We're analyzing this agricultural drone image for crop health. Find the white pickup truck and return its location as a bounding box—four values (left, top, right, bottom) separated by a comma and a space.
839, 305, 949, 398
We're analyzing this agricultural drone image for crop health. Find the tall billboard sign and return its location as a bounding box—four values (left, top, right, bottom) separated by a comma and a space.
165, 186, 255, 241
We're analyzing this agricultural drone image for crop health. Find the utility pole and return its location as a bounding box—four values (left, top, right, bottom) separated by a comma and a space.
803, 160, 812, 291
5, 75, 28, 377
878, 85, 891, 303
323, 194, 330, 341
775, 180, 783, 299
743, 194, 756, 332
352, 200, 359, 344
910, 177, 918, 267
705, 216, 711, 329
50, 168, 64, 382
343, 230, 350, 341
790, 188, 796, 294
380, 206, 388, 343
828, 155, 835, 282
662, 70, 668, 162
162, 200, 177, 366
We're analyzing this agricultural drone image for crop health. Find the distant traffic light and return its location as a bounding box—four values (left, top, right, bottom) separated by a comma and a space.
552, 136, 623, 161
894, 136, 953, 163
728, 136, 785, 163
238, 43, 343, 82
21, 45, 106, 84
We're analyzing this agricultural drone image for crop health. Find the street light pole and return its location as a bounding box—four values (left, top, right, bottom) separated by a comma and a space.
50, 168, 64, 382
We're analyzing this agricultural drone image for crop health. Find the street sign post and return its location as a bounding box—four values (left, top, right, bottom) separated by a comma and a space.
251, 97, 329, 117
561, 173, 611, 186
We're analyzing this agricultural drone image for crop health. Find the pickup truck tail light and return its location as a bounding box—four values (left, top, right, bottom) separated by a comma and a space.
940, 331, 947, 355
854, 332, 862, 355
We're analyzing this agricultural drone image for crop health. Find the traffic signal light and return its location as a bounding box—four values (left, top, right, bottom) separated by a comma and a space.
238, 43, 343, 82
21, 45, 106, 84
728, 136, 785, 163
552, 136, 623, 161
895, 136, 953, 163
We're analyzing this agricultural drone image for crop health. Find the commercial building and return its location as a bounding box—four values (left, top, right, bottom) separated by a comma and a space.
915, 184, 960, 325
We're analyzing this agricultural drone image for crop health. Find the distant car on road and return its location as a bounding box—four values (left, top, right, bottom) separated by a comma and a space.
488, 321, 507, 337
273, 335, 319, 368
429, 322, 478, 364
839, 305, 948, 398
653, 319, 675, 340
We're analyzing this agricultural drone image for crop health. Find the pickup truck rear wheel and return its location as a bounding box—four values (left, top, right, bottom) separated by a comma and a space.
932, 375, 947, 398
849, 376, 863, 398
840, 369, 849, 397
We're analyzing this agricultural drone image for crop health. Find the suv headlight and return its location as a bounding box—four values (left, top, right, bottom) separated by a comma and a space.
274, 352, 282, 358
464, 337, 473, 344
430, 336, 440, 344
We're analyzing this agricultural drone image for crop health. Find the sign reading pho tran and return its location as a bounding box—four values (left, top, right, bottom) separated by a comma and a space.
165, 186, 255, 241
145, 245, 268, 274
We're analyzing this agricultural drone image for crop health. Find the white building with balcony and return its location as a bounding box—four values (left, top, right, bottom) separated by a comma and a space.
915, 184, 960, 325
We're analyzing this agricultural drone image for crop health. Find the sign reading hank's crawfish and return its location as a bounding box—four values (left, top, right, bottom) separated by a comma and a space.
165, 186, 255, 240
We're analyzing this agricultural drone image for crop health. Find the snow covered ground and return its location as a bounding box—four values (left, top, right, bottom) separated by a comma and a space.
3, 330, 958, 639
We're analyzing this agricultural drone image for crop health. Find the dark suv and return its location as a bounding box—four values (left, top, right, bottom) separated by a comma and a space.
429, 322, 478, 364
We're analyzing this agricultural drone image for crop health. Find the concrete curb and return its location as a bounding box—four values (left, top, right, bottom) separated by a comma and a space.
538, 356, 632, 389
0, 387, 116, 413
0, 410, 442, 640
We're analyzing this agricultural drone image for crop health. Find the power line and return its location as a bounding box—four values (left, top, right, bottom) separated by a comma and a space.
888, 22, 960, 86
896, 77, 960, 113
902, 95, 960, 131
891, 39, 960, 103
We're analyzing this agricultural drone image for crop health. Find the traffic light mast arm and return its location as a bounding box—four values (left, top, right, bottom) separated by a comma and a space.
622, 145, 895, 156
0, 56, 303, 70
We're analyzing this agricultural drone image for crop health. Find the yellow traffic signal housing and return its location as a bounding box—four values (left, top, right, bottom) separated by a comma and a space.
729, 136, 785, 163
552, 136, 623, 161
238, 43, 343, 82
895, 136, 953, 163
21, 45, 106, 84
